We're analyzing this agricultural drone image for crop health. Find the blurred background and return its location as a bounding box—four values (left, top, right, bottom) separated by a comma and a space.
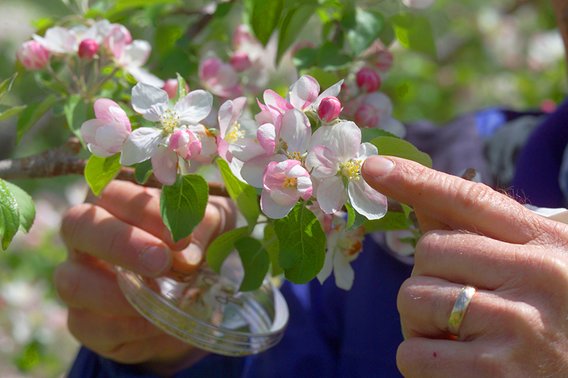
0, 0, 565, 376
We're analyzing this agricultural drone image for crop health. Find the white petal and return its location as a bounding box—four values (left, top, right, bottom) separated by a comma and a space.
316, 176, 346, 214
306, 145, 339, 178
316, 248, 335, 285
127, 66, 165, 88
151, 147, 178, 185
120, 40, 151, 68
120, 127, 162, 166
280, 109, 310, 153
313, 79, 344, 109
348, 179, 387, 220
131, 83, 168, 121
310, 121, 361, 161
333, 251, 355, 290
289, 75, 319, 110
241, 154, 285, 188
230, 138, 266, 162
81, 119, 104, 145
175, 90, 213, 125
358, 143, 378, 159
261, 191, 295, 219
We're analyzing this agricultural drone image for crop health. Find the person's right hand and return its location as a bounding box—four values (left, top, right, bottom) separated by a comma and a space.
55, 180, 235, 376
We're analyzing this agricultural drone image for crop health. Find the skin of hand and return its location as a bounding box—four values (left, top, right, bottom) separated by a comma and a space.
55, 180, 236, 376
362, 156, 568, 378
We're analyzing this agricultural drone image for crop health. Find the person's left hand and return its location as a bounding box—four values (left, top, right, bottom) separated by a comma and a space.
362, 156, 568, 377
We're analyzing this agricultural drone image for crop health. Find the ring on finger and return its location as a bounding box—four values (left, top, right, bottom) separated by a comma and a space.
448, 285, 476, 337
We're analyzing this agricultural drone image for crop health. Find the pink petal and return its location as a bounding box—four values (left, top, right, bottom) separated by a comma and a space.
151, 147, 178, 185
316, 176, 346, 214
289, 75, 319, 110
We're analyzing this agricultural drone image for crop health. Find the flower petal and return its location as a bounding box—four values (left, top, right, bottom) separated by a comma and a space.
261, 190, 295, 219
81, 119, 105, 145
241, 154, 285, 188
127, 66, 165, 88
280, 109, 310, 153
151, 146, 178, 185
131, 83, 168, 121
333, 250, 355, 290
218, 97, 247, 136
348, 179, 387, 220
120, 127, 162, 165
175, 90, 213, 125
306, 145, 339, 178
257, 123, 277, 155
358, 142, 378, 159
313, 79, 344, 109
289, 75, 320, 110
316, 247, 335, 285
316, 176, 346, 214
310, 121, 361, 162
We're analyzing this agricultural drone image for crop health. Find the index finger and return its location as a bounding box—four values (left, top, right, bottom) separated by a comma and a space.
362, 156, 546, 244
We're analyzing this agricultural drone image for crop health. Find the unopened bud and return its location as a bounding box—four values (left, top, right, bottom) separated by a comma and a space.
78, 39, 99, 59
199, 57, 222, 81
355, 104, 379, 128
230, 52, 252, 72
318, 96, 342, 123
163, 79, 190, 99
356, 67, 381, 93
17, 40, 50, 71
374, 50, 393, 72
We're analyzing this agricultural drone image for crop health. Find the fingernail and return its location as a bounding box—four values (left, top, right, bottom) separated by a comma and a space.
140, 246, 171, 276
363, 156, 395, 177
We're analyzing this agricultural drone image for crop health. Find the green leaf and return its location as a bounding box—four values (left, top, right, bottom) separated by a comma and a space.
371, 136, 432, 168
292, 47, 319, 71
0, 179, 20, 251
361, 128, 397, 143
206, 226, 250, 273
134, 160, 153, 185
0, 74, 18, 102
274, 204, 326, 284
248, 0, 284, 46
300, 67, 342, 89
263, 223, 283, 276
363, 210, 412, 233
64, 95, 88, 137
216, 159, 259, 227
161, 175, 208, 242
317, 42, 351, 70
343, 7, 384, 55
0, 105, 26, 122
391, 13, 436, 58
176, 73, 188, 100
84, 154, 122, 196
16, 94, 58, 143
4, 182, 35, 233
276, 3, 317, 63
235, 237, 270, 291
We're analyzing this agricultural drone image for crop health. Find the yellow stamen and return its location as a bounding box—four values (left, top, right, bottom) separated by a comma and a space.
288, 151, 303, 161
161, 109, 180, 134
340, 159, 363, 181
225, 122, 245, 143
283, 177, 298, 188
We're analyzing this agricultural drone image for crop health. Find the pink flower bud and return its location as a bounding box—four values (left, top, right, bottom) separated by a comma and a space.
374, 50, 393, 72
356, 67, 381, 93
17, 40, 50, 71
199, 57, 222, 81
318, 96, 342, 122
78, 39, 99, 59
355, 103, 379, 128
232, 25, 254, 49
162, 79, 190, 99
230, 52, 252, 72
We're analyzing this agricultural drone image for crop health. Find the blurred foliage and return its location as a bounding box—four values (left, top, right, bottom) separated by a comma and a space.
0, 0, 566, 375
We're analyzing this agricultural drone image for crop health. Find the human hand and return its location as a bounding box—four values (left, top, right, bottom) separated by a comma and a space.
362, 156, 568, 377
55, 180, 236, 376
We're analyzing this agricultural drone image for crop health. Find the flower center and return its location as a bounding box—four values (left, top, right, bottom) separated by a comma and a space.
340, 159, 362, 181
225, 122, 245, 143
161, 109, 180, 134
287, 151, 304, 162
283, 177, 298, 188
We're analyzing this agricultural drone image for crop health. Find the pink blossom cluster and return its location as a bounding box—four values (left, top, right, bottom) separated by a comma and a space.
199, 25, 271, 99
81, 75, 387, 223
339, 43, 405, 137
17, 20, 163, 87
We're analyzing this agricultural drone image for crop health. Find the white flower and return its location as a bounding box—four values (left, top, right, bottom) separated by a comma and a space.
306, 121, 387, 219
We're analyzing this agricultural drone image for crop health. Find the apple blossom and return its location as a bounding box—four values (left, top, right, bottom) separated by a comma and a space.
17, 41, 50, 70
261, 160, 313, 219
230, 52, 252, 72
353, 92, 393, 129
317, 216, 365, 290
306, 121, 387, 219
199, 56, 242, 98
356, 67, 381, 93
120, 83, 213, 184
81, 99, 131, 157
317, 96, 342, 123
238, 108, 310, 188
115, 40, 164, 88
33, 26, 77, 55
288, 75, 343, 113
401, 0, 435, 9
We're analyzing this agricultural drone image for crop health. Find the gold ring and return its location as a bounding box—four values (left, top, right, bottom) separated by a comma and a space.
447, 285, 476, 336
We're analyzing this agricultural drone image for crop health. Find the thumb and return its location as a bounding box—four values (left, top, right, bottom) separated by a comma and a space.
361, 155, 542, 244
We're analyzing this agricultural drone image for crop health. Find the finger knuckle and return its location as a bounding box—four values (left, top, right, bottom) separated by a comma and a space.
60, 204, 92, 247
